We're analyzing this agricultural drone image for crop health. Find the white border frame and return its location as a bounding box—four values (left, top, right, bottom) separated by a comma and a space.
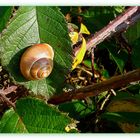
0, 0, 139, 6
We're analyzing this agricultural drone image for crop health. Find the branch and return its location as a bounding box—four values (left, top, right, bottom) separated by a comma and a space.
0, 86, 17, 108
75, 6, 140, 53
48, 7, 140, 105
48, 68, 140, 105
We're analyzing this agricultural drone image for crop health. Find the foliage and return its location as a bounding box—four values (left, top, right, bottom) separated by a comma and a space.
0, 6, 140, 133
0, 97, 75, 133
0, 6, 72, 97
0, 6, 13, 33
58, 100, 95, 120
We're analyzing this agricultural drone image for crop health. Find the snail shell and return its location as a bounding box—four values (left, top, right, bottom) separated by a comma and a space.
20, 43, 54, 80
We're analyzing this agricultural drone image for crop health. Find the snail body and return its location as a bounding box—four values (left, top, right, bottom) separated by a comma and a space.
20, 43, 54, 80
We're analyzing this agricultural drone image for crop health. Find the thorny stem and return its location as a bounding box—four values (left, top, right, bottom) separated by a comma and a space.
73, 6, 140, 54
48, 68, 140, 105
0, 93, 15, 108
91, 47, 95, 82
48, 7, 140, 105
0, 86, 17, 108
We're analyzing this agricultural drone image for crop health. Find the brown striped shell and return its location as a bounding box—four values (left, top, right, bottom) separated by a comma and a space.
20, 43, 54, 80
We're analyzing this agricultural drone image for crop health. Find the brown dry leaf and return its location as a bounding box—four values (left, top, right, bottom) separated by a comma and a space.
107, 99, 140, 133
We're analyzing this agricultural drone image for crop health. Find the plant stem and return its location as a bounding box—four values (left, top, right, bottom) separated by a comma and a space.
91, 47, 95, 82
48, 68, 140, 105
49, 7, 140, 105
73, 6, 140, 54
0, 86, 17, 108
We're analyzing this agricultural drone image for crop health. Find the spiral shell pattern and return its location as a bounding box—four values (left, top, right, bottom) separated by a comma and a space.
20, 43, 54, 80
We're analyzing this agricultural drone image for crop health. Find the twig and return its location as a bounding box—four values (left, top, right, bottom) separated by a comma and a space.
100, 89, 116, 111
0, 86, 17, 108
91, 47, 95, 82
77, 66, 93, 76
49, 7, 140, 105
87, 6, 140, 51
100, 93, 111, 111
48, 68, 140, 105
74, 6, 140, 54
110, 89, 116, 96
2, 86, 17, 95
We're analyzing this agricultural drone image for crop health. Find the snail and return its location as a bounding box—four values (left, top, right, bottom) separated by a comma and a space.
20, 43, 54, 80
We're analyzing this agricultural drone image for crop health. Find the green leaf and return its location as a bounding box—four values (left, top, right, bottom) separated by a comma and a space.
0, 6, 13, 32
101, 112, 140, 124
111, 91, 135, 101
80, 7, 122, 33
125, 20, 140, 43
0, 97, 74, 133
107, 45, 128, 73
59, 7, 71, 15
83, 59, 92, 68
58, 100, 94, 120
83, 59, 99, 71
131, 39, 140, 68
101, 69, 110, 79
127, 83, 140, 94
114, 6, 125, 14
0, 109, 28, 133
110, 90, 140, 105
0, 7, 72, 97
